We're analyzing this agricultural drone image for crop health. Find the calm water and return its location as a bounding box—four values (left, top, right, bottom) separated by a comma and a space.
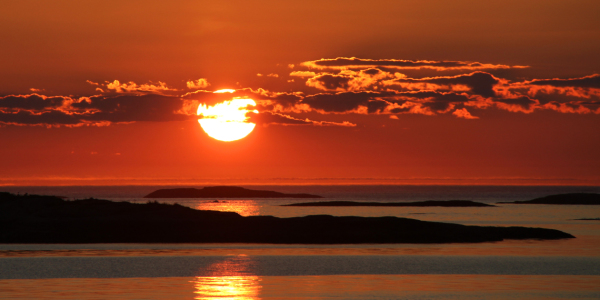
1, 185, 599, 299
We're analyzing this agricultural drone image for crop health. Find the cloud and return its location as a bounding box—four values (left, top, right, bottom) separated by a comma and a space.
543, 101, 599, 114
301, 68, 499, 99
296, 67, 599, 116
397, 91, 473, 102
298, 90, 475, 115
0, 87, 357, 127
493, 96, 539, 113
512, 75, 600, 103
306, 68, 401, 92
0, 93, 194, 127
70, 94, 194, 122
311, 120, 357, 127
89, 80, 177, 94
302, 57, 528, 71
186, 78, 210, 89
290, 71, 317, 77
392, 72, 500, 98
181, 88, 309, 118
389, 91, 476, 114
247, 111, 311, 125
3, 58, 599, 127
452, 108, 479, 119
0, 110, 88, 127
529, 74, 600, 88
256, 73, 279, 77
302, 91, 395, 113
247, 111, 355, 127
0, 94, 69, 111
306, 74, 354, 92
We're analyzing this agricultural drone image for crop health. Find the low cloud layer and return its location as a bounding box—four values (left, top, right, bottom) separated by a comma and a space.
292, 58, 600, 118
2, 57, 599, 127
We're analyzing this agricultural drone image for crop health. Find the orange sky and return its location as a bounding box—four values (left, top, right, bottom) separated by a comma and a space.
1, 0, 599, 186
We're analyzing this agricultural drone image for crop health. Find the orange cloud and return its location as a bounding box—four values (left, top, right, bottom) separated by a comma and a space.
89, 80, 177, 94
186, 78, 210, 89
452, 108, 479, 119
305, 68, 401, 92
493, 96, 539, 113
543, 101, 598, 114
290, 71, 317, 77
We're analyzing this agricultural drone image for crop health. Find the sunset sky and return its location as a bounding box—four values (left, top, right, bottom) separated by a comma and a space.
1, 0, 599, 186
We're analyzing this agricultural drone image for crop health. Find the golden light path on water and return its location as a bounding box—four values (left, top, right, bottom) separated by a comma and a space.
193, 276, 261, 300
195, 200, 260, 216
193, 255, 261, 300
3, 275, 599, 299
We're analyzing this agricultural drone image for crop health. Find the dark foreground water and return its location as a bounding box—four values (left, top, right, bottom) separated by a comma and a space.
1, 185, 599, 299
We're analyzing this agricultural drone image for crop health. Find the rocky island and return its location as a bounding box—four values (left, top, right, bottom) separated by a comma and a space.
0, 192, 574, 244
498, 193, 600, 205
283, 200, 494, 207
144, 186, 322, 198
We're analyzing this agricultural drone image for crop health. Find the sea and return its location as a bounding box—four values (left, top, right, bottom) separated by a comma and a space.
1, 185, 599, 299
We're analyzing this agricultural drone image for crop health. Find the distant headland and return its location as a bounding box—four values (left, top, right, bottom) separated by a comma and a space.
144, 186, 322, 198
498, 193, 600, 205
283, 200, 494, 207
0, 192, 573, 244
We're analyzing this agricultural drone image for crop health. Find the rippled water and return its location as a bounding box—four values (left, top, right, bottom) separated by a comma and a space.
2, 275, 600, 300
1, 185, 599, 299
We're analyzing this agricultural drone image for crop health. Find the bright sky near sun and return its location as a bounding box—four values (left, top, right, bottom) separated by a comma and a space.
0, 0, 599, 186
198, 99, 257, 142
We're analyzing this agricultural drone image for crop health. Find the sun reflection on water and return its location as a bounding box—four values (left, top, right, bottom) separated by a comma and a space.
192, 255, 261, 300
193, 276, 261, 300
195, 200, 260, 216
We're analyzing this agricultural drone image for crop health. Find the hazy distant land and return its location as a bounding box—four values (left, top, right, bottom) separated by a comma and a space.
144, 186, 322, 198
498, 193, 600, 205
0, 192, 573, 244
283, 200, 494, 207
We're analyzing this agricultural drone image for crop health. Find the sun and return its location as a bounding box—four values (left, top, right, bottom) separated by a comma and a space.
197, 99, 258, 142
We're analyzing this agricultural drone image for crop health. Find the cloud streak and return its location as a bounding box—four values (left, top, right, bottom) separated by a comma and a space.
0, 93, 193, 127
302, 57, 528, 71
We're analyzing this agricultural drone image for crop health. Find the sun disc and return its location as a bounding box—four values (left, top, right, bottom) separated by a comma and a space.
197, 99, 257, 142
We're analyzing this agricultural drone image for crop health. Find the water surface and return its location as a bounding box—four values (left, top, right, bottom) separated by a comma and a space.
1, 185, 599, 299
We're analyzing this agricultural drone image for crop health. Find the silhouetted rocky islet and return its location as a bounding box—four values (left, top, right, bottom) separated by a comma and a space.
283, 200, 494, 207
0, 192, 574, 244
498, 193, 600, 205
144, 186, 322, 198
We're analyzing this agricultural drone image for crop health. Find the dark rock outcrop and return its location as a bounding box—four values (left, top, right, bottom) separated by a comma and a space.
144, 186, 322, 198
498, 193, 600, 205
283, 200, 494, 207
0, 192, 574, 244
